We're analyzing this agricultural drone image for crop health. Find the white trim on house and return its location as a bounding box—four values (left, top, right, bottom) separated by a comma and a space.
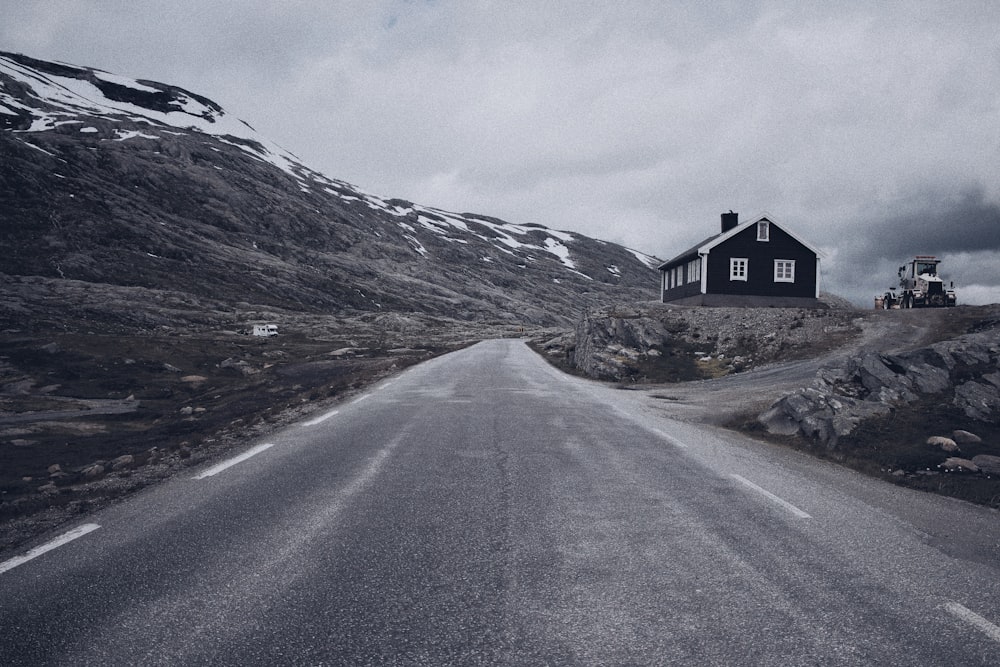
815, 256, 822, 298
699, 253, 708, 293
730, 257, 748, 281
774, 259, 795, 282
699, 214, 825, 258
757, 220, 770, 241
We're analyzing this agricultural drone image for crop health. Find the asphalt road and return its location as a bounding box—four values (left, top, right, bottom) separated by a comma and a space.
1, 339, 998, 665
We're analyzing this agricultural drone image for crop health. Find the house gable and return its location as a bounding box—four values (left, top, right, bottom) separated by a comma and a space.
659, 213, 823, 306
703, 217, 818, 299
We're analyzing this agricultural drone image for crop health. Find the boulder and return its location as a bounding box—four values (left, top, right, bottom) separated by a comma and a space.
971, 455, 1000, 475
758, 328, 1000, 449
939, 457, 979, 472
856, 353, 907, 395
111, 454, 134, 471
954, 380, 1000, 422
927, 436, 960, 453
81, 463, 105, 480
952, 430, 982, 444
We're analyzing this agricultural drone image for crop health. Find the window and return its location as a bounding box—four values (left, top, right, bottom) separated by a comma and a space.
774, 259, 795, 283
687, 258, 700, 283
757, 220, 769, 241
730, 257, 748, 281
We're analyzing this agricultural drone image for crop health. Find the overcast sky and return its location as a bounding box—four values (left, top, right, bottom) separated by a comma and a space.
3, 1, 999, 305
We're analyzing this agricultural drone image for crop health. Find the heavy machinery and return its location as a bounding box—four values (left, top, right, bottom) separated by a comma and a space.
881, 255, 957, 308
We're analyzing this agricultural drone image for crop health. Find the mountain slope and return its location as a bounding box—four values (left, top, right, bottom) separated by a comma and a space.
0, 51, 659, 329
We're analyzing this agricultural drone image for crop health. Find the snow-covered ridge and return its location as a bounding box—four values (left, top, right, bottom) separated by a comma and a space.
2, 51, 661, 280
0, 51, 311, 184
356, 191, 590, 269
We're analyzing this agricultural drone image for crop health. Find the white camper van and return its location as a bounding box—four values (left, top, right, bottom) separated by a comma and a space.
252, 324, 278, 337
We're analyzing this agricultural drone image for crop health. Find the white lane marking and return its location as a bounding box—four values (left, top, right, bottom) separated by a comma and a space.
945, 602, 1000, 643
0, 523, 101, 574
653, 429, 689, 448
729, 474, 812, 519
353, 393, 371, 404
303, 409, 339, 426
193, 443, 274, 479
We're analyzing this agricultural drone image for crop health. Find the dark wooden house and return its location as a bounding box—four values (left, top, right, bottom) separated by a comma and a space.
658, 212, 823, 307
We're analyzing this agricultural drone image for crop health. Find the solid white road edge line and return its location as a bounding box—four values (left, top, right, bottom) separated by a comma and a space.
0, 523, 101, 575
304, 409, 340, 426
944, 602, 1000, 643
353, 393, 371, 403
729, 474, 812, 519
653, 429, 689, 448
193, 443, 274, 480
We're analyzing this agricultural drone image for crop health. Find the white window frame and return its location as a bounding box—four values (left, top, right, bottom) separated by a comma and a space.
774, 259, 795, 283
730, 257, 748, 281
687, 258, 700, 283
757, 220, 769, 241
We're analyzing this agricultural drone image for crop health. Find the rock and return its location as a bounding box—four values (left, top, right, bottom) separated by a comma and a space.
181, 375, 208, 384
37, 482, 58, 493
952, 430, 982, 444
179, 406, 194, 416
939, 457, 979, 472
47, 463, 62, 475
40, 342, 61, 354
163, 363, 183, 373
927, 436, 960, 452
111, 454, 134, 471
759, 327, 1000, 449
220, 358, 259, 376
954, 380, 1000, 422
81, 463, 105, 479
971, 455, 1000, 475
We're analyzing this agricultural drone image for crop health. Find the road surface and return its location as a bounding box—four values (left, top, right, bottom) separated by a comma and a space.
1, 339, 998, 665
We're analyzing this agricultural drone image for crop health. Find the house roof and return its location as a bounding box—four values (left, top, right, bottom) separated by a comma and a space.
657, 214, 824, 270
656, 234, 715, 270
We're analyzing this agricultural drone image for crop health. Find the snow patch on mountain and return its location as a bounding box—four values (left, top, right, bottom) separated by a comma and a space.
0, 52, 312, 187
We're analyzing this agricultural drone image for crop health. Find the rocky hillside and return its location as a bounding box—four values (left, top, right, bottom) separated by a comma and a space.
759, 322, 1000, 449
547, 299, 860, 382
0, 51, 658, 332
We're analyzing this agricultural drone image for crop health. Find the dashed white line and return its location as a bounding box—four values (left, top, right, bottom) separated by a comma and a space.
353, 393, 371, 404
653, 429, 689, 448
193, 443, 274, 479
944, 602, 1000, 643
303, 409, 340, 426
0, 523, 101, 574
729, 474, 812, 519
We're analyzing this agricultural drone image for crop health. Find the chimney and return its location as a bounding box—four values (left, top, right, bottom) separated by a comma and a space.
721, 210, 738, 233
